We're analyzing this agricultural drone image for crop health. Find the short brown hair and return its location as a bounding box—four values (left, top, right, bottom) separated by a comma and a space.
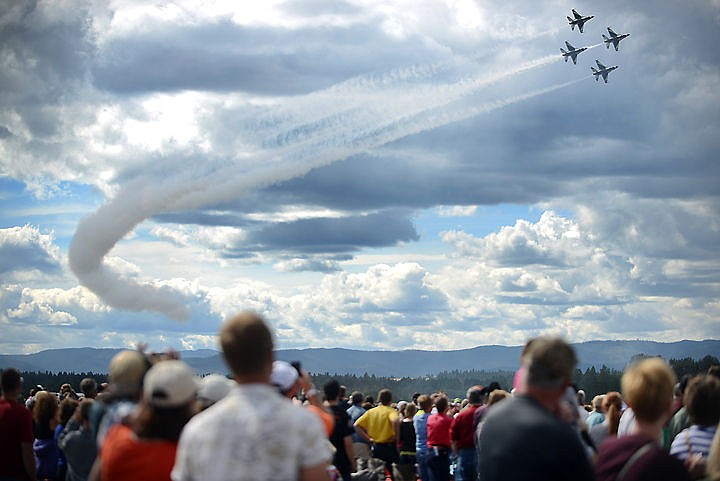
685, 374, 720, 427
378, 388, 392, 406
621, 357, 675, 423
524, 336, 577, 389
220, 311, 274, 377
417, 394, 432, 412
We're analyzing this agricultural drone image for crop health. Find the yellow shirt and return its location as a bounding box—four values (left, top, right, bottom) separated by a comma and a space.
354, 405, 398, 443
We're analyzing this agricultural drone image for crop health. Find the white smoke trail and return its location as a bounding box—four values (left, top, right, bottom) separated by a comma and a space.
69, 55, 573, 319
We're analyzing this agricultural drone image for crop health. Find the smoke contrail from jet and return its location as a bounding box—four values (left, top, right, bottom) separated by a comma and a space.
69, 54, 569, 319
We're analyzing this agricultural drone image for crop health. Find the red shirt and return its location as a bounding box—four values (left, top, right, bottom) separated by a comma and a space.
426, 412, 452, 448
0, 397, 34, 481
101, 424, 177, 481
450, 404, 479, 449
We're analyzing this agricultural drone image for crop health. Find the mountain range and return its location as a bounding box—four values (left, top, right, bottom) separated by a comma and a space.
1, 340, 718, 377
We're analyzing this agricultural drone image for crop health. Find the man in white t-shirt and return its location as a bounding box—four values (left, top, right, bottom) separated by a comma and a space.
172, 312, 332, 481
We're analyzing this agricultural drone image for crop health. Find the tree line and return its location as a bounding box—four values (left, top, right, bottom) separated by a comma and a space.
11, 355, 718, 402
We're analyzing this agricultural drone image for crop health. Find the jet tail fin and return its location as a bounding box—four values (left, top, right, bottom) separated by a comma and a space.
602, 34, 610, 47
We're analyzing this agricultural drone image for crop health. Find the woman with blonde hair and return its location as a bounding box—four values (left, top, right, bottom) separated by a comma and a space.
594, 357, 691, 481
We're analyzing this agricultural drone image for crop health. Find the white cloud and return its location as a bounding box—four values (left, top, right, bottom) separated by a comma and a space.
0, 225, 62, 276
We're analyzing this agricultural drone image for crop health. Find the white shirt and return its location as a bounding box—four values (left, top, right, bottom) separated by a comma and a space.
172, 383, 332, 481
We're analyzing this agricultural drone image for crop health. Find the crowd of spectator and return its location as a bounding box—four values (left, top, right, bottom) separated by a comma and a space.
1, 311, 719, 481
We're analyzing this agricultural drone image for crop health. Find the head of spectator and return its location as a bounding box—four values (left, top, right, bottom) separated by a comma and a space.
622, 357, 676, 429
1, 367, 23, 401
487, 389, 510, 408
108, 349, 149, 399
364, 395, 375, 406
58, 397, 79, 427
134, 359, 199, 442
404, 402, 417, 420
323, 379, 341, 403
33, 391, 58, 431
417, 394, 432, 414
270, 360, 300, 397
221, 311, 274, 384
591, 394, 605, 413
467, 386, 484, 406
708, 365, 720, 379
685, 374, 720, 428
80, 377, 98, 399
196, 374, 234, 412
59, 383, 78, 401
339, 385, 347, 401
522, 336, 578, 412
378, 389, 392, 407
434, 395, 449, 414
350, 391, 364, 406
396, 400, 408, 416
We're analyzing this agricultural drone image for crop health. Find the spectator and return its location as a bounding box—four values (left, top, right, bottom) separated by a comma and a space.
33, 390, 60, 480
79, 379, 98, 400
0, 367, 36, 481
474, 389, 510, 475
589, 391, 623, 448
394, 402, 416, 481
427, 395, 452, 481
478, 336, 593, 481
586, 394, 606, 429
347, 391, 371, 471
354, 389, 399, 479
413, 394, 433, 481
194, 374, 233, 412
666, 374, 693, 448
450, 385, 483, 481
324, 379, 355, 481
172, 311, 332, 481
59, 399, 97, 481
56, 397, 80, 480
271, 360, 334, 436
91, 360, 198, 481
60, 384, 79, 402
670, 374, 720, 477
594, 357, 691, 481
90, 350, 149, 448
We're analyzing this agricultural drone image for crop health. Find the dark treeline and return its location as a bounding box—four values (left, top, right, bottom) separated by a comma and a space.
12, 355, 718, 402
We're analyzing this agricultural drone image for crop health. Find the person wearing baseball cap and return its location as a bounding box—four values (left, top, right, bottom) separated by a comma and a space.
91, 359, 199, 481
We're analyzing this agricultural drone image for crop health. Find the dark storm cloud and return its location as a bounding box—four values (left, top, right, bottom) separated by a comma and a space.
92, 20, 425, 95
223, 209, 418, 256
152, 211, 254, 227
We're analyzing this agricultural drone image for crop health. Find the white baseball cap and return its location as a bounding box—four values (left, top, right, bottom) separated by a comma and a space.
270, 360, 298, 392
143, 360, 200, 408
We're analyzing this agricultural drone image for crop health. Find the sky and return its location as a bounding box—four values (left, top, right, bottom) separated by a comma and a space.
1, 0, 719, 355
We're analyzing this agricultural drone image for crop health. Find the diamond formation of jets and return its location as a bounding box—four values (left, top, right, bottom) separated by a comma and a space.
567, 9, 594, 33
560, 41, 587, 65
591, 60, 618, 83
603, 27, 630, 51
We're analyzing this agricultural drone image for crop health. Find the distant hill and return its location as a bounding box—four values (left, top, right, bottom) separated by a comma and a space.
0, 340, 718, 377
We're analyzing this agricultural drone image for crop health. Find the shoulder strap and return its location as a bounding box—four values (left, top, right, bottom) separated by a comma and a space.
616, 442, 655, 481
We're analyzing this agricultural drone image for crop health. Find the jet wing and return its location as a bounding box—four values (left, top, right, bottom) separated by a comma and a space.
596, 60, 606, 69
607, 27, 618, 37
572, 9, 583, 19
565, 41, 575, 50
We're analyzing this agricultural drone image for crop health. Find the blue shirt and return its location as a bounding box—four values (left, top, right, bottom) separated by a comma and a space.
414, 412, 430, 453
346, 404, 368, 444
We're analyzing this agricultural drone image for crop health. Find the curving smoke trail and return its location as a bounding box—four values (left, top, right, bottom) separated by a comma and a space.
69, 54, 574, 319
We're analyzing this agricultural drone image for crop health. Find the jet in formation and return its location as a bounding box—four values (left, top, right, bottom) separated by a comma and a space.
560, 41, 587, 64
602, 27, 630, 51
591, 60, 618, 83
567, 9, 594, 33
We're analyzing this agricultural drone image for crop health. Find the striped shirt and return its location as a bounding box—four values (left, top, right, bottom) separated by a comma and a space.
669, 425, 716, 460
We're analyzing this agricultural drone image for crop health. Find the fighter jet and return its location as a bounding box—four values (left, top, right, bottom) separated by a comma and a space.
603, 27, 630, 51
560, 41, 587, 65
567, 9, 594, 33
591, 59, 618, 83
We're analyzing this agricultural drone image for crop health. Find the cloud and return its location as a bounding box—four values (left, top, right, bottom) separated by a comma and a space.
0, 225, 61, 275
